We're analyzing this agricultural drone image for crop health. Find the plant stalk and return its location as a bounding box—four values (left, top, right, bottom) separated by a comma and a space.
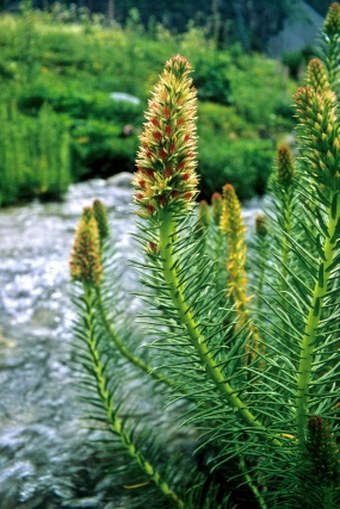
295, 191, 339, 444
83, 283, 188, 509
159, 211, 281, 446
96, 288, 175, 388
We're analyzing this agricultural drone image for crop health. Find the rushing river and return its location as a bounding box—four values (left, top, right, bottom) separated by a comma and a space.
0, 175, 263, 508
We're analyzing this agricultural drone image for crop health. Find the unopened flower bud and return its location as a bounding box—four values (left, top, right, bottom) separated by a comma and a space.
211, 192, 223, 225
306, 59, 331, 95
92, 199, 109, 243
294, 86, 339, 183
198, 200, 211, 228
220, 184, 246, 239
220, 183, 247, 303
70, 207, 103, 286
324, 2, 340, 37
276, 145, 295, 186
255, 213, 268, 238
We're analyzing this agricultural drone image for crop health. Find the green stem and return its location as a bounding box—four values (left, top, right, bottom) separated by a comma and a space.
83, 284, 188, 509
295, 192, 339, 444
279, 186, 294, 291
96, 288, 174, 387
281, 200, 292, 285
239, 453, 268, 509
256, 239, 267, 315
159, 211, 281, 446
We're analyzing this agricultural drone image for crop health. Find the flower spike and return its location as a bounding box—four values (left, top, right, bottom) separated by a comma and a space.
133, 55, 199, 218
220, 184, 248, 306
294, 86, 339, 186
70, 206, 103, 286
92, 199, 109, 244
276, 145, 295, 187
306, 58, 331, 95
211, 192, 223, 225
220, 184, 262, 362
324, 2, 340, 36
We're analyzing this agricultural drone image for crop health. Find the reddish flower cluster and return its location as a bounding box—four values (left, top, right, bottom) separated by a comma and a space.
133, 55, 198, 217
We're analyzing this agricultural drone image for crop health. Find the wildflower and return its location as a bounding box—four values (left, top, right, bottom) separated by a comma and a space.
323, 2, 340, 36
276, 145, 295, 187
70, 207, 102, 286
255, 213, 268, 238
211, 192, 223, 225
220, 183, 261, 362
133, 55, 198, 218
198, 200, 210, 228
294, 86, 339, 185
92, 199, 109, 244
306, 416, 339, 485
306, 58, 331, 94
220, 184, 248, 306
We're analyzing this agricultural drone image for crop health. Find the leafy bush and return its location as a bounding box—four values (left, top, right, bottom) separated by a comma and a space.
18, 83, 144, 122
198, 102, 275, 199
282, 46, 315, 79
72, 118, 139, 179
16, 84, 143, 180
199, 137, 274, 200
227, 53, 296, 129
193, 58, 233, 105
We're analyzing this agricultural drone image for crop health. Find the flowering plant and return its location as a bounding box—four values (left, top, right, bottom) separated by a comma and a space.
70, 5, 339, 508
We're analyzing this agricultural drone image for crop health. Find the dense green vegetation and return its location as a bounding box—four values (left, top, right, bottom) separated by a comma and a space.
1, 1, 330, 49
0, 3, 296, 205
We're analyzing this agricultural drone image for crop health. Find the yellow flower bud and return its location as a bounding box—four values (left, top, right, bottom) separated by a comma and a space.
70, 207, 103, 286
276, 145, 295, 187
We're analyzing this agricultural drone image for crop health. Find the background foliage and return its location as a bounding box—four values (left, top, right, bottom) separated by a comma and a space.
0, 3, 297, 205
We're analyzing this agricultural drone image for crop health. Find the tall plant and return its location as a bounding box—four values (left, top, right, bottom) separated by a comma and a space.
69, 5, 339, 508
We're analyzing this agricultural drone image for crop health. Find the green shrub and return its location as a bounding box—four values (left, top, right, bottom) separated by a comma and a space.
0, 6, 295, 204
18, 83, 144, 122
17, 84, 143, 180
198, 102, 275, 199
193, 58, 233, 105
0, 102, 71, 205
228, 53, 295, 130
72, 118, 139, 179
199, 137, 274, 200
